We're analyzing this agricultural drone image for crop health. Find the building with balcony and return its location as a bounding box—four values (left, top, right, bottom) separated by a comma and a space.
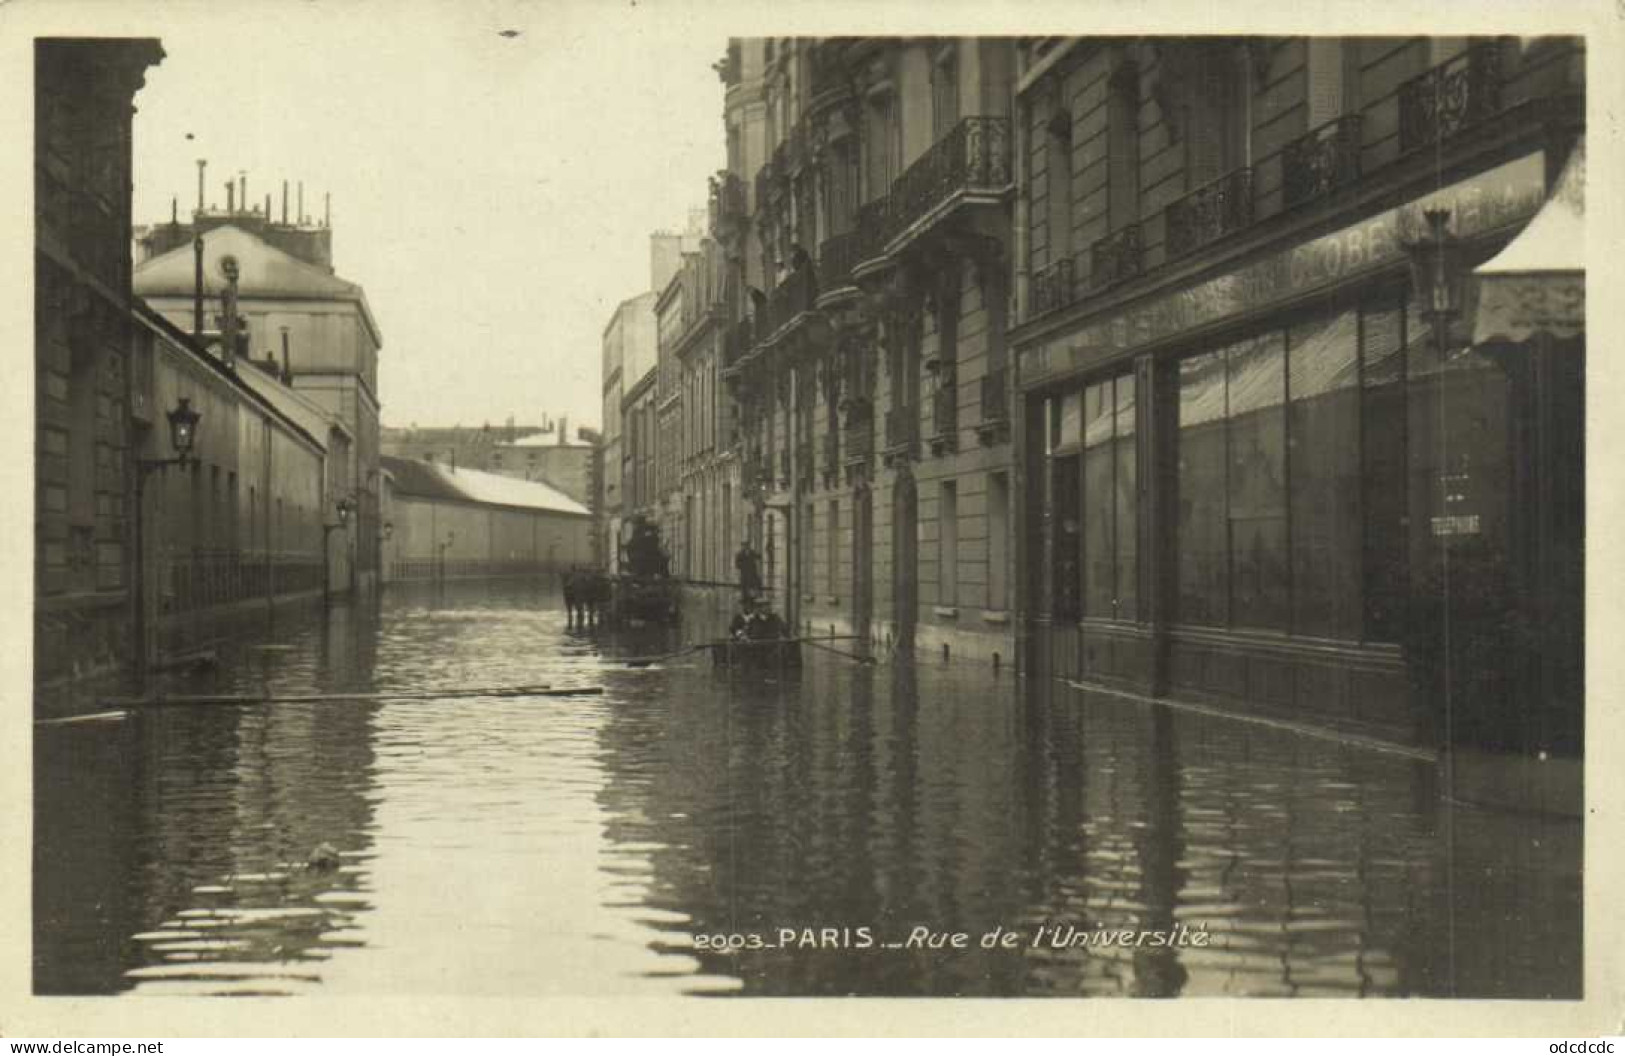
718, 37, 1020, 662
657, 238, 736, 585
603, 229, 701, 572
1010, 36, 1585, 757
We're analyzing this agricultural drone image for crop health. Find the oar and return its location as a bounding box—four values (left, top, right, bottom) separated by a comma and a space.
802, 638, 876, 665
623, 643, 711, 668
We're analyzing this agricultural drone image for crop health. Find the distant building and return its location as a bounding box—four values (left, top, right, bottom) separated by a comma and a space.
487, 433, 594, 505
669, 239, 735, 588
133, 209, 385, 594
382, 421, 550, 470
601, 226, 699, 572
380, 456, 592, 581
654, 266, 686, 571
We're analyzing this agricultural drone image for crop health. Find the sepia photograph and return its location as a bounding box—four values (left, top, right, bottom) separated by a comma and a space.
7, 0, 1613, 1037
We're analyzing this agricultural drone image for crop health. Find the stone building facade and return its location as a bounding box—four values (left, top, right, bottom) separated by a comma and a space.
34, 38, 166, 683
718, 37, 1020, 663
1010, 36, 1585, 753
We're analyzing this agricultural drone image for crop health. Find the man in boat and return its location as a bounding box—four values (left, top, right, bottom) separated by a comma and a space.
745, 598, 786, 641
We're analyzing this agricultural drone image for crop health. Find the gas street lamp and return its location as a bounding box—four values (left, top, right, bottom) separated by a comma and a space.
1407, 208, 1468, 325
134, 396, 202, 682
323, 496, 356, 604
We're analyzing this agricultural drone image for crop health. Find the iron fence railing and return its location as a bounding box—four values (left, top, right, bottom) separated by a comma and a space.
165, 549, 324, 612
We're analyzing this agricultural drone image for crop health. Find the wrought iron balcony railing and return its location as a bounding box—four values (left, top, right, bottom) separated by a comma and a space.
754, 158, 777, 210
853, 195, 892, 267
809, 39, 856, 103
884, 116, 1012, 247
818, 230, 863, 293
1398, 44, 1502, 155
772, 141, 790, 189
1165, 166, 1255, 260
709, 171, 748, 235
788, 118, 809, 173
930, 386, 958, 453
843, 419, 873, 467
764, 267, 817, 337
722, 317, 755, 369
1283, 115, 1364, 210
1031, 256, 1076, 317
1090, 223, 1144, 290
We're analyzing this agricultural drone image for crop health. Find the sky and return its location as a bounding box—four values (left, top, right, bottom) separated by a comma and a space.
128, 0, 726, 434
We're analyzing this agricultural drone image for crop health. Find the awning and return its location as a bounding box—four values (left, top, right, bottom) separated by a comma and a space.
1473, 136, 1585, 344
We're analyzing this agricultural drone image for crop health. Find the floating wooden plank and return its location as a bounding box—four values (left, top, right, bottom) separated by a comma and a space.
35, 709, 130, 727
102, 685, 604, 708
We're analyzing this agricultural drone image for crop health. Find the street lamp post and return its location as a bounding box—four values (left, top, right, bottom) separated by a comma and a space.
437, 530, 456, 586
1404, 206, 1468, 782
322, 496, 354, 605
134, 397, 202, 682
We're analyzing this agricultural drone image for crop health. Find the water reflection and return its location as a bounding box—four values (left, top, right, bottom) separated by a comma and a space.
34, 580, 1580, 997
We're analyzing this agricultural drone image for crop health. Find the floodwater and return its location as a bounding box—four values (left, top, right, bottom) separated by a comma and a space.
34, 579, 1580, 998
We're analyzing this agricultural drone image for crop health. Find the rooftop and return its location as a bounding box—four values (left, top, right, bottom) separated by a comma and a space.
382, 455, 590, 517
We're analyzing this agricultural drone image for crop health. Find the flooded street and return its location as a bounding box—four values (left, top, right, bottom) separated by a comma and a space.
35, 580, 1580, 999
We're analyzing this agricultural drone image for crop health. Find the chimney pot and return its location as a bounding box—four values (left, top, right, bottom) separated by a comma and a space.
226, 181, 235, 212
281, 180, 289, 224
196, 159, 207, 213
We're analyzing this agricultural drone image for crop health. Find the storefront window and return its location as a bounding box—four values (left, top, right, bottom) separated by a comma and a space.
1178, 350, 1230, 626
1227, 333, 1289, 629
1289, 310, 1361, 638
1082, 380, 1115, 617
1174, 296, 1431, 644
1114, 374, 1138, 620
1074, 373, 1139, 622
1362, 302, 1407, 643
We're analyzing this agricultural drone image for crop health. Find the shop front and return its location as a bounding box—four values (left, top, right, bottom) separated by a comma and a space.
1017, 148, 1578, 753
